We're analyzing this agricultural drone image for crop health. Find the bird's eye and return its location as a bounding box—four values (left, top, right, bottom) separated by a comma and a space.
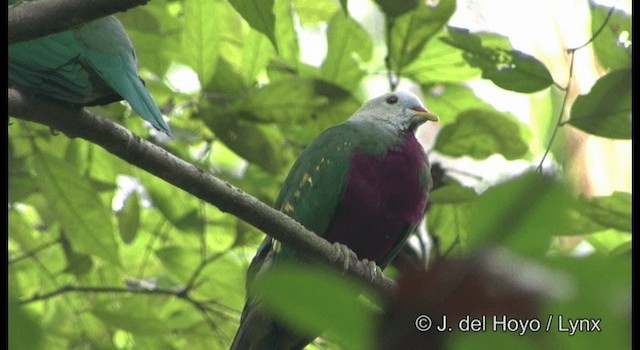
386, 95, 398, 105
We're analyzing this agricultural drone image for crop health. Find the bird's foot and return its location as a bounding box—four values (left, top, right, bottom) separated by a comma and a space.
330, 242, 359, 271
329, 243, 383, 284
359, 259, 383, 284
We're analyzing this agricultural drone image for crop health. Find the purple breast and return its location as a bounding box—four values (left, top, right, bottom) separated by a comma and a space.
322, 133, 427, 266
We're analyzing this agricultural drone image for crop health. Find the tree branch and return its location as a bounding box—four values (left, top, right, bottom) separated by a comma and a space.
9, 0, 150, 44
8, 88, 396, 292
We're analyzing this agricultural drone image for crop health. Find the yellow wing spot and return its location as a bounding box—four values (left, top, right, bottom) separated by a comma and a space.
283, 202, 294, 213
299, 172, 311, 187
294, 190, 301, 198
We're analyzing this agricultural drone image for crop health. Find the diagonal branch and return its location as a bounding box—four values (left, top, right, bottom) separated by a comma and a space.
9, 0, 151, 44
8, 88, 396, 293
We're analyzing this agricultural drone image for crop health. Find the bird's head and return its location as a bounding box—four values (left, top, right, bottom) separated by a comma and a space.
349, 91, 439, 132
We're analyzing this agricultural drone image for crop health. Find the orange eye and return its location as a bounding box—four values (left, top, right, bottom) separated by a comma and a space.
386, 95, 398, 104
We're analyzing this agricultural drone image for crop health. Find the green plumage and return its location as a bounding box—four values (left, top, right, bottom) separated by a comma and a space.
9, 16, 172, 136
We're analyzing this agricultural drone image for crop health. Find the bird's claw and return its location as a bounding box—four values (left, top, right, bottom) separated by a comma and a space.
360, 259, 383, 284
330, 242, 359, 271
330, 243, 383, 283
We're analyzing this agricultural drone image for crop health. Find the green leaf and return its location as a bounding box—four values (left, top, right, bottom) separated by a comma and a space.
274, 0, 300, 68
429, 183, 478, 204
293, 0, 339, 25
141, 173, 204, 233
241, 78, 330, 122
441, 27, 553, 93
434, 109, 529, 160
242, 29, 275, 84
252, 264, 376, 350
543, 257, 631, 349
585, 229, 632, 256
590, 3, 631, 71
567, 69, 631, 139
574, 191, 631, 233
60, 233, 94, 277
92, 299, 173, 335
9, 293, 43, 350
467, 172, 572, 257
117, 190, 140, 244
427, 202, 471, 256
321, 12, 373, 90
373, 0, 419, 18
422, 83, 495, 125
403, 33, 480, 85
155, 246, 200, 282
388, 0, 456, 71
228, 0, 277, 48
33, 149, 119, 265
182, 0, 221, 87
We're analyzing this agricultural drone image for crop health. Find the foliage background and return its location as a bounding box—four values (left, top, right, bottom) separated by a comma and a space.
8, 0, 631, 349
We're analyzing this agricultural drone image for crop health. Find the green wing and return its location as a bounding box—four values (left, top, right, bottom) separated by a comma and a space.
276, 124, 360, 237
9, 16, 171, 136
9, 30, 94, 103
78, 17, 172, 136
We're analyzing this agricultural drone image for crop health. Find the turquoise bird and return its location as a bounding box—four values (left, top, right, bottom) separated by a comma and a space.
231, 91, 439, 349
8, 15, 172, 136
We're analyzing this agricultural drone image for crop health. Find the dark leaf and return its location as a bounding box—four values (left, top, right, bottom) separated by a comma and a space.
590, 3, 631, 71
441, 27, 553, 93
568, 69, 631, 139
228, 0, 277, 49
389, 0, 456, 71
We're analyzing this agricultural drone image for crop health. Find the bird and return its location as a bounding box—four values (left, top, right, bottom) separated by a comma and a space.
231, 91, 438, 350
8, 15, 172, 136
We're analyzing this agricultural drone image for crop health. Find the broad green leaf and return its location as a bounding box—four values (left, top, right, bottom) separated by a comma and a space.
155, 246, 200, 282
59, 233, 93, 277
467, 172, 572, 257
434, 109, 529, 160
441, 27, 553, 93
427, 203, 471, 256
389, 0, 456, 71
242, 29, 275, 84
591, 3, 631, 71
92, 299, 173, 335
574, 191, 631, 233
205, 57, 248, 95
8, 209, 40, 251
278, 80, 362, 144
206, 114, 292, 174
117, 190, 140, 244
429, 183, 478, 204
241, 78, 330, 122
321, 12, 373, 90
543, 257, 631, 349
585, 229, 632, 256
422, 83, 495, 125
182, 0, 220, 87
403, 33, 480, 85
9, 293, 43, 350
339, 0, 348, 15
118, 5, 182, 76
293, 0, 339, 25
33, 149, 119, 265
252, 264, 376, 350
567, 69, 631, 139
274, 0, 300, 67
140, 173, 203, 233
373, 0, 419, 18
228, 0, 277, 48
